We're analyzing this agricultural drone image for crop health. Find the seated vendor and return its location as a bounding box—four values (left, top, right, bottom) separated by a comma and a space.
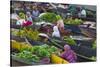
52, 25, 61, 38
60, 44, 77, 63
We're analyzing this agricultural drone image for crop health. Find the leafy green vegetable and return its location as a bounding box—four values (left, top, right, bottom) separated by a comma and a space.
56, 15, 62, 20
31, 46, 40, 52
64, 18, 83, 25
63, 36, 76, 45
40, 44, 50, 49
48, 46, 58, 53
31, 44, 58, 58
39, 12, 58, 23
16, 50, 40, 62
38, 48, 50, 58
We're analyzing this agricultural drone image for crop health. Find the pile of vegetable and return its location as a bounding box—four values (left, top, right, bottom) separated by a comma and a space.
14, 50, 40, 62
11, 28, 40, 41
12, 44, 60, 63
39, 12, 58, 23
63, 36, 76, 45
64, 18, 83, 25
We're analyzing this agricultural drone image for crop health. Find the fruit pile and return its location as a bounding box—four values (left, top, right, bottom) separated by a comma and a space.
11, 28, 40, 41
11, 40, 32, 51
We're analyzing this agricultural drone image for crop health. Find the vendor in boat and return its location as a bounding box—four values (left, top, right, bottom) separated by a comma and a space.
32, 6, 40, 21
52, 25, 61, 38
56, 15, 71, 36
56, 15, 64, 33
16, 15, 26, 26
16, 12, 32, 27
60, 44, 77, 63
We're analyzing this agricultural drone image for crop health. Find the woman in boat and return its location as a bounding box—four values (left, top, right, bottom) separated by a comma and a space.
60, 44, 77, 63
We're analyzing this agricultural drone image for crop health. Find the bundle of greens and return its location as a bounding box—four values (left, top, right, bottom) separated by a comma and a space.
15, 50, 40, 62
63, 36, 76, 45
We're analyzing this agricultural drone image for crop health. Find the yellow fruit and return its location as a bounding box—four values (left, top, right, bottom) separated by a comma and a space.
51, 54, 69, 64
11, 40, 32, 50
11, 40, 21, 50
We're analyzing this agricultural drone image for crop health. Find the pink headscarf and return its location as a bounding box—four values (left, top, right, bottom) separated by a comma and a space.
64, 44, 71, 51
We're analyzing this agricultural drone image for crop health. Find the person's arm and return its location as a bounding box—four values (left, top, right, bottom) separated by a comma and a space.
60, 52, 65, 57
71, 51, 77, 60
57, 21, 59, 28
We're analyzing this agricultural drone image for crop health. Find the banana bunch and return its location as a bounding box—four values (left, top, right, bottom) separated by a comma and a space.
11, 40, 32, 51
26, 28, 40, 41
